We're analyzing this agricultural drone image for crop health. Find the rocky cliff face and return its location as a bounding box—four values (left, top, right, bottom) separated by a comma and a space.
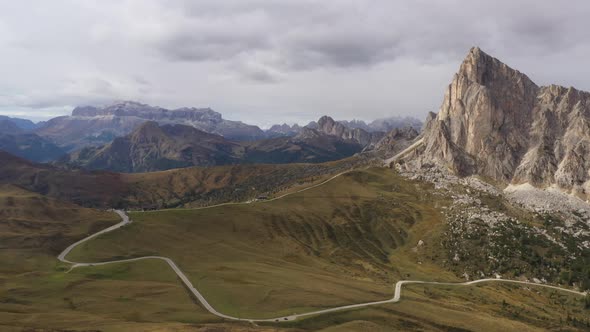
340, 117, 422, 132
373, 126, 419, 156
316, 115, 383, 147
407, 47, 590, 197
266, 123, 302, 137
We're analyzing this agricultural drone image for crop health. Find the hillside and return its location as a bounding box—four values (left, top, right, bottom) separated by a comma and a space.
242, 127, 364, 164
0, 149, 377, 209
61, 168, 590, 330
0, 115, 41, 131
62, 121, 244, 172
0, 184, 119, 253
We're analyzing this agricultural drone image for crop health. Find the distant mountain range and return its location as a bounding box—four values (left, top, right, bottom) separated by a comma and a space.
62, 121, 244, 172
60, 115, 418, 172
266, 116, 422, 137
339, 116, 422, 132
0, 101, 422, 168
0, 115, 43, 131
34, 101, 267, 151
17, 100, 422, 154
0, 118, 65, 162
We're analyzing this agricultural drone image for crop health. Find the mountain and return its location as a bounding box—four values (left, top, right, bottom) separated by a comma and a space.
0, 115, 41, 131
35, 101, 266, 151
402, 46, 590, 198
0, 119, 24, 135
373, 126, 420, 156
338, 117, 422, 133
0, 133, 66, 162
337, 119, 372, 132
267, 117, 422, 138
0, 119, 66, 162
0, 149, 369, 210
243, 127, 364, 164
316, 115, 384, 148
265, 123, 302, 137
61, 121, 244, 173
366, 116, 423, 132
62, 120, 368, 172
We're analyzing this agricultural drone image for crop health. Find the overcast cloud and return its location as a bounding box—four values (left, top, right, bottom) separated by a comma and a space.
1, 0, 590, 126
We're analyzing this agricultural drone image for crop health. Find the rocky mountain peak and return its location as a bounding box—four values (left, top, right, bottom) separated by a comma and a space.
416, 47, 540, 180
317, 115, 337, 130
401, 47, 590, 199
457, 47, 533, 87
315, 115, 382, 147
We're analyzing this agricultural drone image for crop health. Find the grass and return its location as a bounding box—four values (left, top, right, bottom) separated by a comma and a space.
287, 282, 589, 331
3, 168, 590, 331
68, 168, 453, 319
0, 184, 220, 331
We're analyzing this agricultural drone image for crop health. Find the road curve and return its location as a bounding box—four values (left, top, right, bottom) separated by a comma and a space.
58, 209, 130, 264
58, 187, 587, 323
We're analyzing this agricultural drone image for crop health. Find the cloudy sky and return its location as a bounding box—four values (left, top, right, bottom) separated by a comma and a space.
1, 0, 590, 127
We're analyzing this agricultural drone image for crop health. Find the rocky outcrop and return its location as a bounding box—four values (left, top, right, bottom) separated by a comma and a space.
338, 117, 422, 132
266, 123, 302, 137
407, 47, 590, 197
373, 126, 419, 156
243, 127, 364, 164
316, 116, 383, 147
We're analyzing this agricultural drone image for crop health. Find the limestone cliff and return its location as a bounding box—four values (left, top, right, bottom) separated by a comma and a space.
406, 47, 590, 197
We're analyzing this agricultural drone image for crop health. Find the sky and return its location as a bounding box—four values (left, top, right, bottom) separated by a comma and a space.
1, 1, 590, 127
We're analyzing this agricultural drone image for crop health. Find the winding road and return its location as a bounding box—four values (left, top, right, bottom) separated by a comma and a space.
57, 156, 587, 323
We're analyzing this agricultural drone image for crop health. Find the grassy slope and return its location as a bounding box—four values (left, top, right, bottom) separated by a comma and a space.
67, 168, 590, 330
69, 168, 452, 318
4, 169, 590, 331
0, 186, 223, 331
0, 150, 371, 210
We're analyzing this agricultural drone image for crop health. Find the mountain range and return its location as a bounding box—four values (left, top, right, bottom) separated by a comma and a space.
60, 115, 417, 172
34, 101, 268, 151
0, 118, 65, 162
0, 101, 421, 165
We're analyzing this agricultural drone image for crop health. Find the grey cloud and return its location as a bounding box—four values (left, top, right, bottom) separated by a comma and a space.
149, 0, 590, 72
159, 33, 268, 62
233, 62, 283, 83
2, 1, 590, 125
